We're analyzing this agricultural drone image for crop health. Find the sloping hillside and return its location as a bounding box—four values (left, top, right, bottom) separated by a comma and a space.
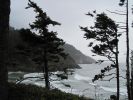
64, 44, 95, 64
8, 28, 95, 72
8, 28, 80, 72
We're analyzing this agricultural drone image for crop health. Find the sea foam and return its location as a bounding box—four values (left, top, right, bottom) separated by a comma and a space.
74, 74, 92, 81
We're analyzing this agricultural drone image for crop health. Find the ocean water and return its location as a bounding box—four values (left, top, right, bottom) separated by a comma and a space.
10, 63, 128, 100
69, 63, 127, 100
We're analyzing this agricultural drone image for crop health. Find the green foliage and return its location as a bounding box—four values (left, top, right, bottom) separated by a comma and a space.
25, 0, 67, 89
81, 13, 118, 58
8, 28, 80, 72
26, 0, 61, 30
92, 64, 115, 82
81, 12, 121, 99
26, 0, 67, 63
19, 28, 43, 46
8, 83, 92, 100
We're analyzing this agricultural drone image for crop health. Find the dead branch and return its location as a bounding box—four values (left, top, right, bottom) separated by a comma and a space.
106, 10, 126, 15
104, 73, 116, 77
16, 76, 44, 84
117, 27, 126, 29
118, 26, 126, 28
102, 77, 115, 82
115, 10, 126, 13
117, 31, 126, 34
119, 76, 126, 79
116, 22, 126, 24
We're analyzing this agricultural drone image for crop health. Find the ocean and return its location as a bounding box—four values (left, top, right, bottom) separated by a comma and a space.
50, 63, 127, 100
67, 63, 127, 100
9, 63, 128, 100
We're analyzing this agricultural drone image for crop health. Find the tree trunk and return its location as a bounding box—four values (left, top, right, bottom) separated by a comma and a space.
116, 35, 120, 100
44, 51, 50, 89
126, 0, 131, 100
131, 51, 133, 100
116, 59, 120, 100
0, 0, 10, 99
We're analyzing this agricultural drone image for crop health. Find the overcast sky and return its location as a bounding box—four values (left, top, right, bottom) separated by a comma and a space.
10, 0, 133, 62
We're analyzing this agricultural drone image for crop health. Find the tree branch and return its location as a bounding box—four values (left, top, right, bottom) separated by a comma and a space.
119, 76, 126, 79
102, 77, 115, 82
116, 22, 126, 24
115, 10, 126, 13
106, 10, 126, 15
16, 76, 44, 84
104, 73, 116, 77
117, 31, 126, 34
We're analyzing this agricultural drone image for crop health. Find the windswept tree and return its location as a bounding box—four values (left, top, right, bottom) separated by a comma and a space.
0, 0, 10, 99
80, 13, 121, 100
26, 0, 67, 89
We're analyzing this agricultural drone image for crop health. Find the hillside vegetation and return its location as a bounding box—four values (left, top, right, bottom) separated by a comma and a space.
8, 27, 95, 72
64, 44, 95, 64
8, 83, 93, 100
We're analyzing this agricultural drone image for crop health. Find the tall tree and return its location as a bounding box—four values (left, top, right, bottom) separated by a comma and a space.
119, 0, 131, 99
131, 51, 133, 99
26, 0, 67, 89
0, 0, 10, 99
80, 13, 120, 100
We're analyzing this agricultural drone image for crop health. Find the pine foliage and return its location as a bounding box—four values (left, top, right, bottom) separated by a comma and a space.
25, 0, 67, 89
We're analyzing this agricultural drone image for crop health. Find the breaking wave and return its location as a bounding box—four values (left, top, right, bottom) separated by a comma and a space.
74, 74, 92, 81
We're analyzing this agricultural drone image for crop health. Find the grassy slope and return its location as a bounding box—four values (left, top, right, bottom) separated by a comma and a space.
8, 83, 93, 100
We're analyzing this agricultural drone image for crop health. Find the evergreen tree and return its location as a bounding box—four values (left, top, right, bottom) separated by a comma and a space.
26, 0, 67, 89
80, 13, 120, 100
0, 0, 10, 99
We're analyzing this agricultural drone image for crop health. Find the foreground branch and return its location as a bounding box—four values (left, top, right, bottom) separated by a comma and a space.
16, 76, 44, 84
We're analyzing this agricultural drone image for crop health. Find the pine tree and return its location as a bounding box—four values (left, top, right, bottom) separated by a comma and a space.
26, 0, 67, 89
80, 12, 120, 100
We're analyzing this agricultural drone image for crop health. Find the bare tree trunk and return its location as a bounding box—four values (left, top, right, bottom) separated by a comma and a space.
0, 0, 10, 99
126, 0, 131, 100
116, 35, 120, 100
116, 59, 120, 100
44, 50, 50, 90
131, 51, 133, 100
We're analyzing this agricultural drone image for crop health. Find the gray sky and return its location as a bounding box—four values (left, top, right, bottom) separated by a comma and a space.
10, 0, 133, 62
